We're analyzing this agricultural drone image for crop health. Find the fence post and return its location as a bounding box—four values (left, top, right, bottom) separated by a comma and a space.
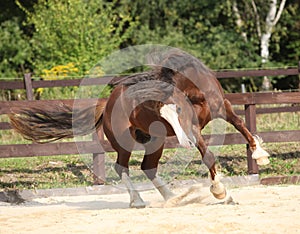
92, 129, 106, 185
24, 73, 34, 100
245, 104, 259, 174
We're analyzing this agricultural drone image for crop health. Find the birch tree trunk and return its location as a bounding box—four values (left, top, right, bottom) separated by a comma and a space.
259, 0, 286, 90
260, 0, 286, 64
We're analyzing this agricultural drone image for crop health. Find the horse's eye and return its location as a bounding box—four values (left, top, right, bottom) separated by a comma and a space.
177, 107, 182, 114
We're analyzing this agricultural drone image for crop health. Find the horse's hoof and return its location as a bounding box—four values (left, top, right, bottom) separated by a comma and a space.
256, 157, 270, 165
210, 185, 227, 200
212, 191, 227, 200
251, 136, 270, 165
130, 201, 146, 209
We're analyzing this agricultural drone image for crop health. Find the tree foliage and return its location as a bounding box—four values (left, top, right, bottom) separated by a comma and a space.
19, 0, 137, 75
0, 0, 299, 90
0, 18, 31, 77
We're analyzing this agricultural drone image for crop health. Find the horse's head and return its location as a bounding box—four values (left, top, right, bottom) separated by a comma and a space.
160, 88, 197, 148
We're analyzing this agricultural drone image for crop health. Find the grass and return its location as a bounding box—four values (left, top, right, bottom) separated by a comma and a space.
0, 142, 299, 190
0, 104, 299, 190
0, 155, 94, 189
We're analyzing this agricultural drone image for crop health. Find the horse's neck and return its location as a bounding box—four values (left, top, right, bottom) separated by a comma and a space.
174, 71, 224, 98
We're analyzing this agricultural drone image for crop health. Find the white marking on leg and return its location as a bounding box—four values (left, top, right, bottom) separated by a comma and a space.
160, 104, 194, 148
251, 135, 270, 165
152, 177, 175, 201
122, 172, 146, 208
210, 174, 227, 200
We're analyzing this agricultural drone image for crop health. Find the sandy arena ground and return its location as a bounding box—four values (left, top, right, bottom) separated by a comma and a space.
1, 183, 300, 234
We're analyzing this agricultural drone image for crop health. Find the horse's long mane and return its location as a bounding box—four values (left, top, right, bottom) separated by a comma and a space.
110, 64, 177, 106
111, 66, 175, 87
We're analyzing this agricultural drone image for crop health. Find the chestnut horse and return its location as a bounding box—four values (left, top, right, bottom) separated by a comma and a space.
109, 50, 270, 205
10, 50, 270, 208
10, 66, 196, 208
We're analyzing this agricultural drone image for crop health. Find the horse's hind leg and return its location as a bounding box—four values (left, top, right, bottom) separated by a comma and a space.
109, 131, 146, 208
223, 99, 255, 148
121, 171, 146, 208
114, 148, 146, 208
141, 137, 175, 201
223, 99, 269, 165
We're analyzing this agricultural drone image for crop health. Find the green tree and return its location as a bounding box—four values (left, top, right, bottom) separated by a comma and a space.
125, 0, 259, 69
19, 0, 137, 75
232, 0, 299, 90
273, 0, 300, 64
1, 0, 298, 91
0, 18, 32, 78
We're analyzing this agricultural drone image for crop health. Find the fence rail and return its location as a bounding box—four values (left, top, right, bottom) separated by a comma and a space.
1, 65, 299, 182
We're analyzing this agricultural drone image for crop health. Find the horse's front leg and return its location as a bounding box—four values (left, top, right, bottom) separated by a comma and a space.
141, 138, 175, 201
151, 176, 175, 201
194, 129, 228, 200
202, 153, 227, 200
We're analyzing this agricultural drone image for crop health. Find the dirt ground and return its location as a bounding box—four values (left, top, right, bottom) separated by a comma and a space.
1, 183, 300, 234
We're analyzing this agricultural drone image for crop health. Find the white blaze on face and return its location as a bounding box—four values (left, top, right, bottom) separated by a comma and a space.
160, 104, 193, 148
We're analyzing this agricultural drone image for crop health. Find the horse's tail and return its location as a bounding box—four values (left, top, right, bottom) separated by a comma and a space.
9, 102, 105, 143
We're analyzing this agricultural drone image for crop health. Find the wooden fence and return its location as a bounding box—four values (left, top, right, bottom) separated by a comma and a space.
1, 65, 300, 182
